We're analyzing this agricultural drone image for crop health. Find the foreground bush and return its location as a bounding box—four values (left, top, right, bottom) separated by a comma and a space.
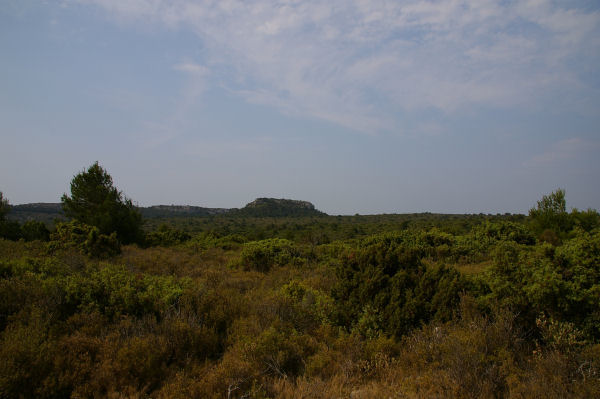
333, 233, 467, 338
485, 228, 600, 340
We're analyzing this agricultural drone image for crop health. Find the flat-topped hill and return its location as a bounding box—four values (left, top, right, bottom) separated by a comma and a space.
235, 198, 326, 217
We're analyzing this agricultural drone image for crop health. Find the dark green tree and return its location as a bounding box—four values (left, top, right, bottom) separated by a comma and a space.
61, 162, 142, 244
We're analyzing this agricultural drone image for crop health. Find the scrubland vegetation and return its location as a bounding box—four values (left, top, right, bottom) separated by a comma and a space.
1, 165, 599, 398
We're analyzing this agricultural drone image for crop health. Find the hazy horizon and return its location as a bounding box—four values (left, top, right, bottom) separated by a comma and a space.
7, 198, 531, 214
2, 1, 599, 215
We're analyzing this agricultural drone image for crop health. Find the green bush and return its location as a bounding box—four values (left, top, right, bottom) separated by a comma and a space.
472, 221, 536, 246
570, 208, 600, 232
49, 221, 121, 258
21, 221, 50, 242
238, 238, 303, 272
333, 233, 466, 338
145, 224, 191, 247
249, 322, 317, 378
0, 307, 55, 398
0, 220, 22, 241
184, 232, 246, 251
485, 229, 600, 340
63, 264, 186, 319
529, 189, 572, 236
275, 280, 335, 332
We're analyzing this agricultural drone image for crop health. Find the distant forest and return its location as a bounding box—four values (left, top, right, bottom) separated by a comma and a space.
0, 164, 598, 398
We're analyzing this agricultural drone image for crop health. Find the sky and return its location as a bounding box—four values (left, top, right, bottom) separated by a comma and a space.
1, 0, 599, 215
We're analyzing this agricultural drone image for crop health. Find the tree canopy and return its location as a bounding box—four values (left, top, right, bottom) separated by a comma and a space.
529, 188, 572, 235
61, 162, 142, 244
528, 189, 599, 239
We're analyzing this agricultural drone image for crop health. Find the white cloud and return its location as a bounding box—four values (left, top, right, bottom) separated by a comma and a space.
75, 0, 600, 133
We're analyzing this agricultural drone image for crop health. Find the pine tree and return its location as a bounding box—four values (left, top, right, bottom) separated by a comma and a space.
61, 162, 142, 244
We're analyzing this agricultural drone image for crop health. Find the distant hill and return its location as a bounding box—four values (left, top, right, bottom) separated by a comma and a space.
234, 198, 326, 217
7, 203, 65, 224
7, 203, 231, 223
140, 205, 230, 218
6, 198, 325, 223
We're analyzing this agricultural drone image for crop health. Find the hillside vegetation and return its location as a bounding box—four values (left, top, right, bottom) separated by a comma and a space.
0, 167, 599, 398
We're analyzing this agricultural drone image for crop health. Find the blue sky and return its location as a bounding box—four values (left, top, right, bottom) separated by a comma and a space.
1, 0, 599, 214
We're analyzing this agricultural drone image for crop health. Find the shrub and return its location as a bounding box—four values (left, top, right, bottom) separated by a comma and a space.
0, 220, 22, 241
21, 221, 50, 242
391, 301, 527, 398
333, 233, 466, 338
63, 264, 186, 319
529, 189, 572, 236
49, 221, 121, 258
249, 322, 318, 378
275, 280, 335, 332
145, 224, 191, 247
0, 307, 55, 398
485, 229, 600, 340
472, 221, 536, 246
184, 232, 246, 251
570, 208, 600, 232
238, 238, 303, 272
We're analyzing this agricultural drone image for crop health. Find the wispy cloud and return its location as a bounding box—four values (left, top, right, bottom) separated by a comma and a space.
526, 137, 596, 167
173, 62, 209, 76
173, 61, 210, 98
75, 0, 600, 133
136, 61, 211, 148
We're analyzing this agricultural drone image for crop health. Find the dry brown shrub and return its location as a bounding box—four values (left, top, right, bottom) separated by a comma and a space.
115, 244, 242, 278
155, 363, 223, 399
116, 245, 202, 276
46, 332, 102, 397
508, 345, 600, 399
272, 375, 349, 398
376, 298, 525, 398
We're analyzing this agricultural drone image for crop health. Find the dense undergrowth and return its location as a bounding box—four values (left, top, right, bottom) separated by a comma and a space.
1, 187, 599, 398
